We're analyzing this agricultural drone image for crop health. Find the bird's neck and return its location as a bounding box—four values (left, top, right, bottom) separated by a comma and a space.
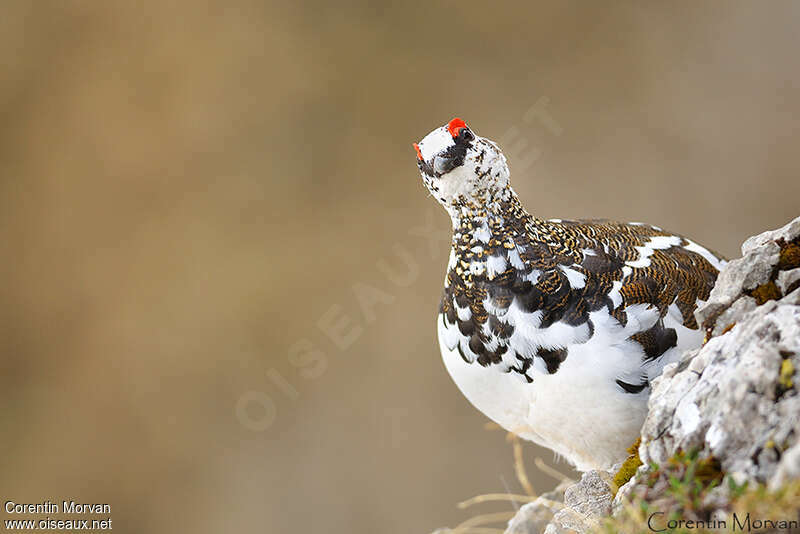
448, 188, 540, 261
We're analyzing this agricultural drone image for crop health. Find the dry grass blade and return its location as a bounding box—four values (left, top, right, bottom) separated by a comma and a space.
443, 424, 574, 534
450, 528, 506, 534
510, 434, 535, 496
457, 493, 539, 509
453, 511, 516, 530
534, 457, 573, 483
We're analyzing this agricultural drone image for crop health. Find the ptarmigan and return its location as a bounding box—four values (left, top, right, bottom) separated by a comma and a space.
413, 118, 725, 471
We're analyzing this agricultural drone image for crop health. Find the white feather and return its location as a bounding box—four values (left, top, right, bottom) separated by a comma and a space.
559, 266, 587, 289
683, 238, 726, 270
486, 255, 507, 278
417, 127, 455, 161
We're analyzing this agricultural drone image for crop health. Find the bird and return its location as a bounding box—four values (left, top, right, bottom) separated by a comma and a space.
413, 117, 726, 471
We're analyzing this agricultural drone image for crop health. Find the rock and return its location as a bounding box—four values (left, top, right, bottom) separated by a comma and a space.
505, 501, 561, 534
640, 300, 800, 483
705, 295, 757, 337
777, 267, 800, 296
695, 245, 779, 334
517, 471, 613, 534
639, 216, 800, 488
563, 471, 613, 517
543, 509, 585, 534
701, 484, 732, 512
696, 215, 800, 334
611, 462, 650, 514
769, 442, 800, 490
741, 216, 800, 255
504, 481, 569, 534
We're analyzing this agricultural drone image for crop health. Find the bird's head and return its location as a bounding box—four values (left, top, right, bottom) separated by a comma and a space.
413, 118, 510, 216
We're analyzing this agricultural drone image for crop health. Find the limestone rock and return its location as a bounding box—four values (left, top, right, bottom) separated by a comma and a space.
563, 470, 613, 517
695, 215, 800, 335
770, 442, 800, 490
741, 216, 800, 255
640, 300, 800, 483
543, 509, 585, 534
639, 216, 800, 488
695, 245, 779, 335
511, 471, 612, 534
777, 267, 800, 296
504, 481, 569, 534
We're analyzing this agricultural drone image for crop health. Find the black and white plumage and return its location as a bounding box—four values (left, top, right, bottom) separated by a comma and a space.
413, 118, 725, 471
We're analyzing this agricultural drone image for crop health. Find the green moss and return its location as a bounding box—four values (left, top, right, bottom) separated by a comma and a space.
612, 438, 643, 492
750, 280, 782, 305
779, 358, 794, 389
604, 449, 724, 531
603, 480, 800, 534
777, 239, 800, 270
731, 480, 800, 524
602, 444, 800, 534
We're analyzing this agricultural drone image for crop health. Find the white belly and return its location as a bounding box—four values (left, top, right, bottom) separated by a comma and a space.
437, 308, 695, 471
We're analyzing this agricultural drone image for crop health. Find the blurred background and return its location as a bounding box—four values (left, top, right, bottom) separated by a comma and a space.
1, 1, 799, 533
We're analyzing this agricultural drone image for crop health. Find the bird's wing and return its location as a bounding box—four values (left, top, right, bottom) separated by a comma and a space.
438, 218, 724, 383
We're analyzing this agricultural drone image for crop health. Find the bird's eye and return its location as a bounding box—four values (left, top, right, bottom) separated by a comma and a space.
434, 155, 457, 175
460, 129, 474, 142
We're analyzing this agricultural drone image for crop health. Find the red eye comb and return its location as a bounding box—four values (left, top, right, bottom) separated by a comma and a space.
413, 143, 423, 161
447, 117, 467, 138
